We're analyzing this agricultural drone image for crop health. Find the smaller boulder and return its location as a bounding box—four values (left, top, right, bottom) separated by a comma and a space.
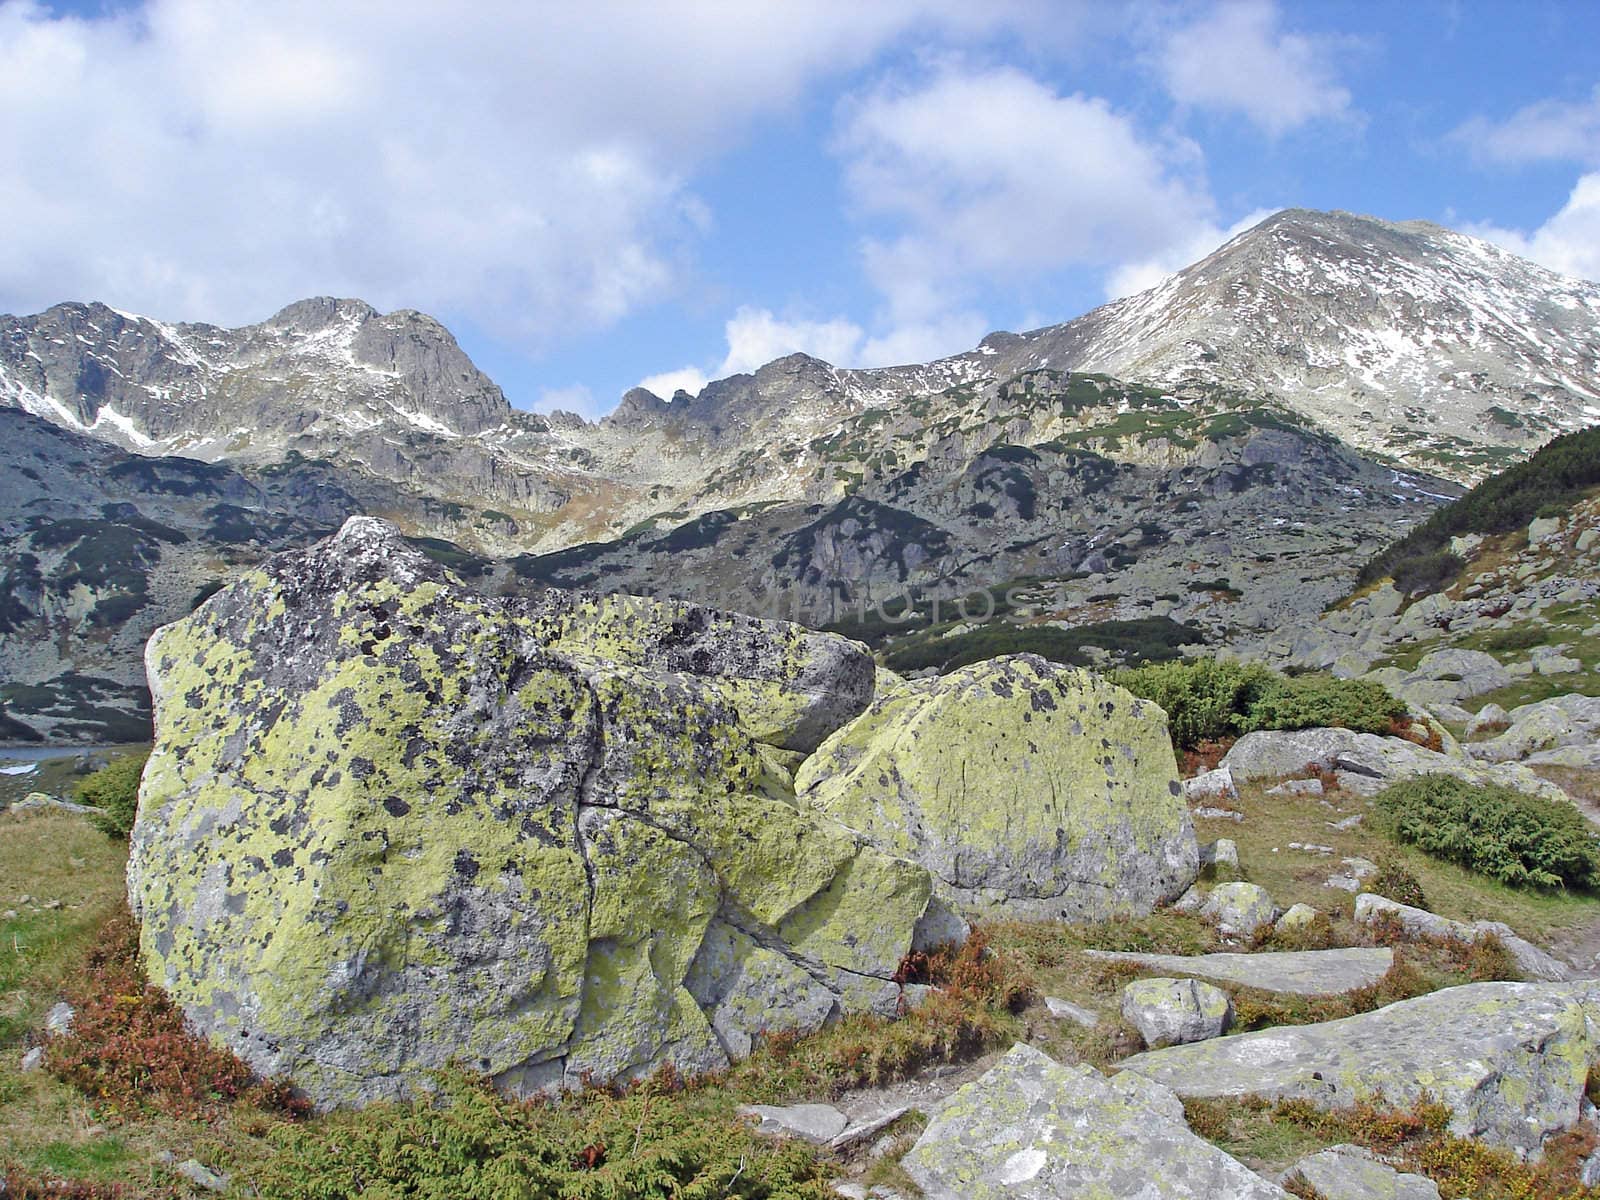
1274, 903, 1321, 934
738, 1103, 849, 1144
1044, 996, 1101, 1028
902, 1044, 1289, 1199
1183, 766, 1238, 802
1200, 838, 1239, 878
1201, 882, 1276, 938
1266, 778, 1323, 797
1287, 1144, 1440, 1200
1121, 978, 1233, 1048
45, 1002, 74, 1036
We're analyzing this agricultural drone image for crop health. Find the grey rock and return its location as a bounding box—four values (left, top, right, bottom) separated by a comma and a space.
1267, 777, 1324, 797
1183, 766, 1238, 802
1200, 838, 1239, 871
1528, 515, 1563, 543
1328, 813, 1364, 830
1086, 947, 1393, 996
19, 1046, 43, 1072
1221, 727, 1567, 801
1353, 894, 1573, 981
9, 793, 98, 816
1471, 693, 1600, 763
1120, 977, 1233, 1048
174, 1160, 228, 1194
739, 1103, 850, 1144
1192, 806, 1244, 822
902, 1043, 1290, 1199
1584, 1148, 1600, 1188
1288, 1144, 1441, 1199
1535, 654, 1582, 675
1120, 980, 1600, 1156
1200, 881, 1277, 938
1043, 996, 1101, 1027
830, 1106, 912, 1151
1274, 903, 1322, 933
44, 1002, 74, 1036
1465, 703, 1509, 737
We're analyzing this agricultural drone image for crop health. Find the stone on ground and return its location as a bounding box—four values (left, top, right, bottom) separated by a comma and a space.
1220, 727, 1567, 801
1044, 996, 1101, 1027
128, 517, 945, 1109
1466, 693, 1600, 764
901, 1043, 1290, 1199
1183, 766, 1238, 802
1274, 903, 1321, 934
1120, 981, 1600, 1156
1086, 947, 1393, 996
795, 654, 1199, 922
738, 1102, 849, 1144
1353, 894, 1572, 982
1287, 1144, 1440, 1200
1121, 977, 1233, 1048
1201, 881, 1277, 938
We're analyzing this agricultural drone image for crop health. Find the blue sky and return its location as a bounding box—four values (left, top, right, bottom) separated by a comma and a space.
3, 1, 1598, 417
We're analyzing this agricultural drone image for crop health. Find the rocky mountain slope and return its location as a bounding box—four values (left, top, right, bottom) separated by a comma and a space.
5, 211, 1596, 553
0, 408, 502, 742
6, 207, 1599, 741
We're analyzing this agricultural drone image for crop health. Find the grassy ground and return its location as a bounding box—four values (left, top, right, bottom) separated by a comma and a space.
1197, 780, 1600, 946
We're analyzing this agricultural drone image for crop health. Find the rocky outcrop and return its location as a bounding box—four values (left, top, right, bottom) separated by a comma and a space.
901, 1044, 1290, 1199
1220, 727, 1567, 801
1466, 693, 1600, 766
794, 655, 1199, 921
1353, 894, 1573, 982
126, 517, 942, 1108
1120, 981, 1600, 1156
1085, 947, 1395, 996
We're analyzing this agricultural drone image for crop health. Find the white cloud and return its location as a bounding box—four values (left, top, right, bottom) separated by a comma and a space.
834, 64, 1225, 328
1104, 207, 1279, 299
637, 368, 710, 400
1156, 0, 1353, 136
1453, 86, 1600, 166
1465, 174, 1600, 284
718, 308, 867, 375
0, 0, 1044, 347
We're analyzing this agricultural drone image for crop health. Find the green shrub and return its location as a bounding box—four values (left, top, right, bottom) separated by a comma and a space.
1388, 549, 1466, 597
255, 1071, 833, 1200
1481, 626, 1547, 653
1242, 675, 1405, 737
1113, 659, 1272, 748
75, 751, 150, 839
1374, 775, 1600, 890
1115, 661, 1404, 751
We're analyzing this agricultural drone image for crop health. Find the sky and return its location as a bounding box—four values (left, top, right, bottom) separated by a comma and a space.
2, 1, 1598, 419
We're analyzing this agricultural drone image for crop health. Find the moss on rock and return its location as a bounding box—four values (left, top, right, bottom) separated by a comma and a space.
127, 517, 941, 1108
794, 654, 1199, 921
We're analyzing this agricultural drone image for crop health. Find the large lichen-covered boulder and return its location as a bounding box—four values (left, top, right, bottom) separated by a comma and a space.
520, 588, 875, 753
901, 1043, 1290, 1199
127, 517, 938, 1108
794, 655, 1199, 921
1120, 981, 1600, 1156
